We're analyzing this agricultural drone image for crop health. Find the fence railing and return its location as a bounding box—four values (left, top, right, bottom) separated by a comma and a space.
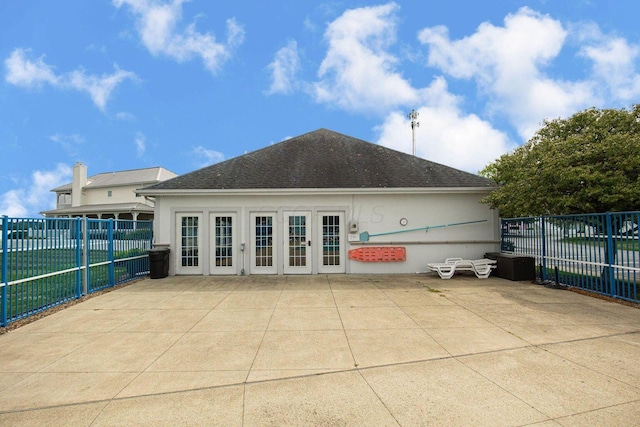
1, 216, 152, 326
501, 212, 639, 303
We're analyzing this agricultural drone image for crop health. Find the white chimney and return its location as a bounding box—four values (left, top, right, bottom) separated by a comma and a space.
72, 162, 87, 207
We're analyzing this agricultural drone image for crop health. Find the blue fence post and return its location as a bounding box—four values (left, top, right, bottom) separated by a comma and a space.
1, 216, 8, 327
605, 212, 617, 297
85, 219, 91, 293
541, 216, 547, 282
75, 217, 83, 299
108, 219, 115, 287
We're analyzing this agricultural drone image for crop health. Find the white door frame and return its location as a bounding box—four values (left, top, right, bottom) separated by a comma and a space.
283, 211, 312, 274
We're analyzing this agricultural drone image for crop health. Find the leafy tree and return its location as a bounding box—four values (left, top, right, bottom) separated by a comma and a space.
482, 106, 640, 287
480, 105, 640, 217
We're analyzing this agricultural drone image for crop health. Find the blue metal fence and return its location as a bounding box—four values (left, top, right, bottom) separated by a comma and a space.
501, 212, 639, 303
0, 216, 152, 326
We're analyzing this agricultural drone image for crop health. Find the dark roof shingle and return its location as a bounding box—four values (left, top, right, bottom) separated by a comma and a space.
144, 129, 494, 191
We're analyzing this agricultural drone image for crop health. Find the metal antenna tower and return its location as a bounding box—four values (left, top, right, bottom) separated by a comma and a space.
408, 109, 419, 156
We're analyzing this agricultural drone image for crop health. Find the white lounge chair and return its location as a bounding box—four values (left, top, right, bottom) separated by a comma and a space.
425, 258, 496, 279
424, 262, 458, 279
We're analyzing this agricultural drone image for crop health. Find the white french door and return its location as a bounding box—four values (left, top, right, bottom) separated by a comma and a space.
210, 213, 236, 275
250, 213, 277, 274
283, 211, 312, 274
318, 212, 345, 273
176, 213, 202, 275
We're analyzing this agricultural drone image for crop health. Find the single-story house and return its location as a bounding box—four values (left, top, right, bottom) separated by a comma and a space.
138, 129, 500, 275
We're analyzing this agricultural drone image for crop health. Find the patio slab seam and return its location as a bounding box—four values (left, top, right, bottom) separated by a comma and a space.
2, 275, 639, 425
243, 276, 287, 383
106, 281, 245, 400
328, 275, 367, 369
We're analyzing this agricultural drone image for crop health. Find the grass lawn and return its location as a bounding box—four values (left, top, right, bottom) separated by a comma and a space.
562, 236, 639, 251
2, 248, 148, 323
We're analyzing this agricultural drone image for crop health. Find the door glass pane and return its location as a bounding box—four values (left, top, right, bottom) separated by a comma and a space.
181, 216, 199, 267
255, 216, 273, 267
322, 215, 340, 266
215, 216, 233, 267
288, 215, 306, 267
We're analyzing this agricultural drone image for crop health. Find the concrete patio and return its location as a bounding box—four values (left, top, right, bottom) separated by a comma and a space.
1, 274, 639, 426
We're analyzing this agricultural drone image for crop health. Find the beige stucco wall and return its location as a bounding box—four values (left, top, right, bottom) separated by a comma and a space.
83, 184, 149, 206
152, 190, 500, 275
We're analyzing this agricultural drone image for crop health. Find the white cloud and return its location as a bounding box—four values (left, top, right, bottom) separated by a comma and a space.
290, 2, 512, 172
0, 164, 72, 217
576, 24, 640, 101
262, 4, 640, 174
303, 17, 317, 33
113, 0, 245, 74
67, 67, 137, 111
192, 146, 224, 168
375, 78, 513, 173
312, 2, 419, 113
134, 132, 146, 157
0, 190, 28, 217
418, 7, 596, 139
4, 48, 59, 87
305, 3, 511, 172
266, 40, 300, 95
115, 111, 136, 121
4, 48, 136, 111
49, 133, 85, 156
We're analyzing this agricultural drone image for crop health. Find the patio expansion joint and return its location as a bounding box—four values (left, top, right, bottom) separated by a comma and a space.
4, 276, 639, 422
415, 292, 524, 354
5, 332, 636, 420
13, 330, 119, 380
445, 298, 640, 370
0, 345, 549, 417
549, 397, 640, 424
327, 275, 360, 370
449, 329, 640, 422
105, 283, 244, 403
354, 368, 403, 426
538, 330, 640, 391
241, 276, 288, 420
448, 352, 555, 421
376, 288, 456, 359
540, 329, 640, 347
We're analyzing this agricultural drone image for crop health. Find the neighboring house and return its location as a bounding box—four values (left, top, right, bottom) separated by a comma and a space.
42, 162, 177, 220
138, 129, 500, 275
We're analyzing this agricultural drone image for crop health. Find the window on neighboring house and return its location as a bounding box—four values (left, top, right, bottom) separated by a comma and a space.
107, 190, 112, 197
58, 193, 71, 206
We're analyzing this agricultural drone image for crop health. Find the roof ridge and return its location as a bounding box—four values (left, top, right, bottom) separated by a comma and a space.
140, 129, 495, 192
90, 166, 167, 177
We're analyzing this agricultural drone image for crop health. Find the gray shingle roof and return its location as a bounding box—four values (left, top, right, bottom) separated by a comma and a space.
53, 167, 177, 192
143, 129, 495, 191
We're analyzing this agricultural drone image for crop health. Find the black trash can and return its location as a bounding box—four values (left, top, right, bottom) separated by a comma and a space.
149, 248, 170, 279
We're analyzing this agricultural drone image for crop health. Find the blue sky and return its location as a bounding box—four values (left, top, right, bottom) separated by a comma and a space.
2, 0, 639, 217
